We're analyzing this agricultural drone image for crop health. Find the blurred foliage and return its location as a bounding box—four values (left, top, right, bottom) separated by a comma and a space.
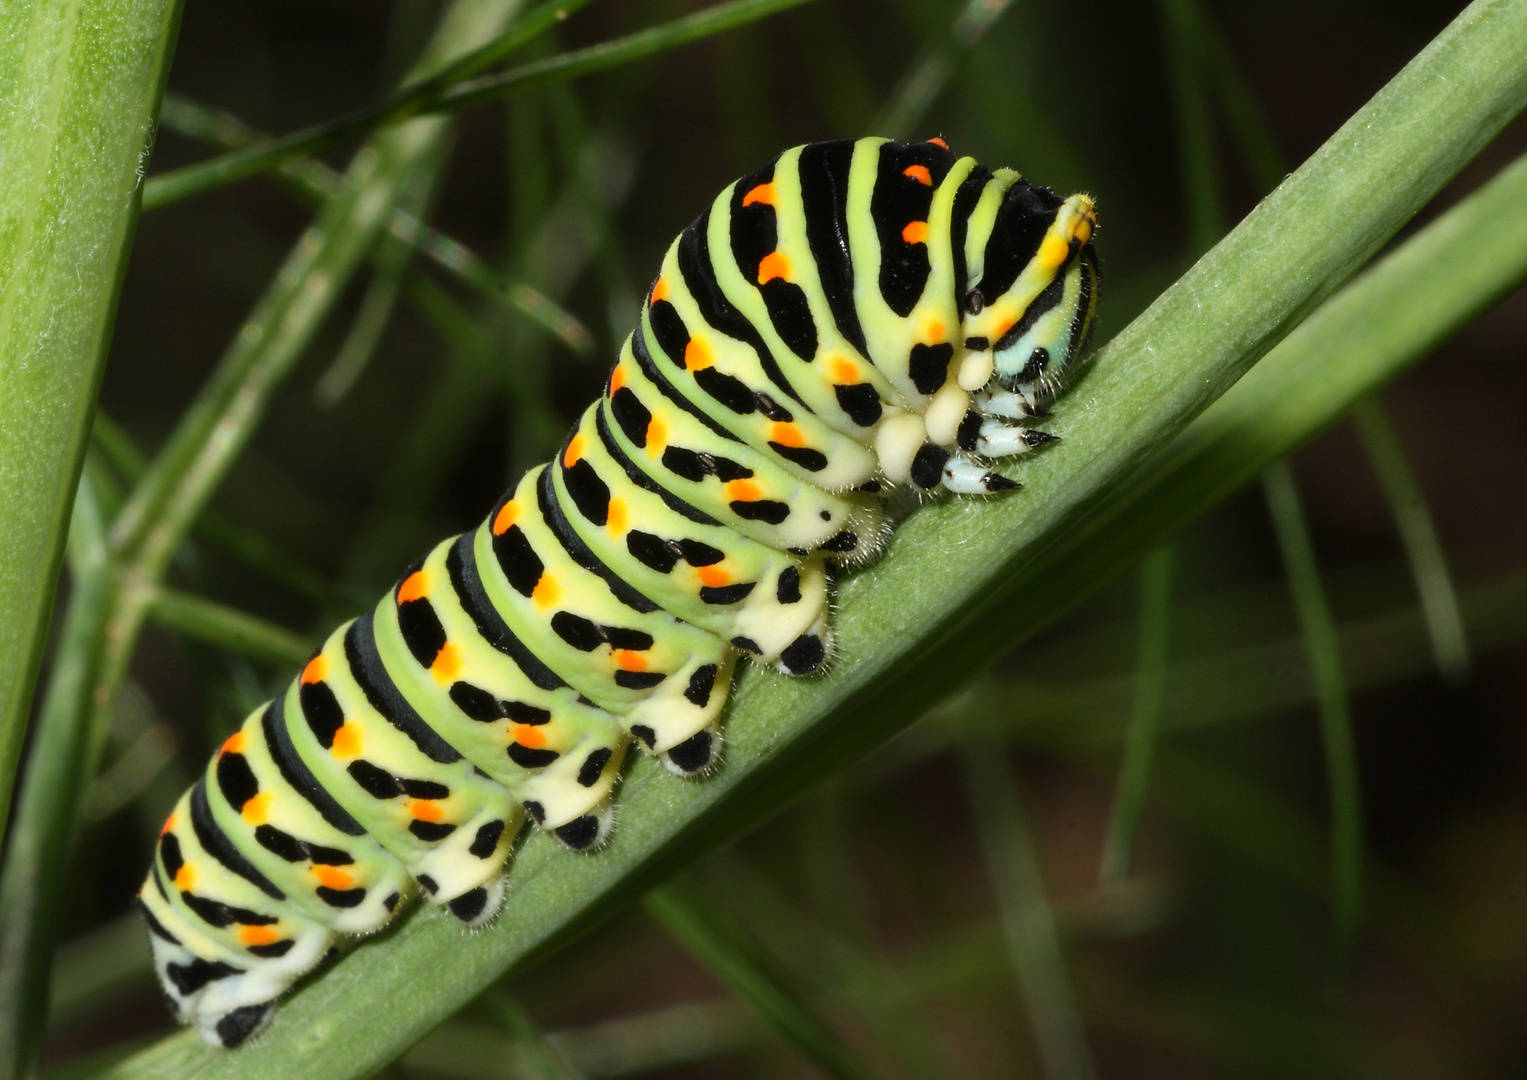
2, 1, 1526, 1078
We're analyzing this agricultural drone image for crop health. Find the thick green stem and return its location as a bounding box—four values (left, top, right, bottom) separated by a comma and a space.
0, 0, 183, 851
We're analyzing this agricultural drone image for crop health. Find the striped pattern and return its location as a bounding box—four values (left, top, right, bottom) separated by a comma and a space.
140, 137, 1099, 1048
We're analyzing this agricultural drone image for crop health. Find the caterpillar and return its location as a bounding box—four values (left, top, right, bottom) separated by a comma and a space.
138, 136, 1099, 1048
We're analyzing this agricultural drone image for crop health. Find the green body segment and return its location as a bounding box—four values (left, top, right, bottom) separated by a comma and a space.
138, 137, 1101, 1049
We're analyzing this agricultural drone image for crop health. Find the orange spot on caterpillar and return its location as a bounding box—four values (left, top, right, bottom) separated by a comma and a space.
901, 221, 929, 245
645, 416, 667, 453
492, 501, 518, 535
726, 479, 762, 502
431, 643, 462, 682
240, 925, 279, 947
770, 422, 805, 447
397, 571, 427, 603
614, 650, 648, 672
174, 865, 194, 890
903, 164, 933, 185
408, 799, 443, 823
313, 865, 352, 890
160, 814, 176, 836
606, 497, 628, 534
514, 724, 547, 749
697, 565, 729, 588
993, 319, 1016, 342
563, 435, 585, 468
742, 182, 777, 206
756, 251, 791, 284
302, 655, 328, 685
683, 337, 712, 371
331, 721, 362, 758
531, 575, 559, 608
650, 278, 669, 304
241, 791, 273, 826
924, 319, 946, 343
221, 731, 245, 756
830, 356, 858, 383
609, 366, 625, 393
926, 136, 948, 148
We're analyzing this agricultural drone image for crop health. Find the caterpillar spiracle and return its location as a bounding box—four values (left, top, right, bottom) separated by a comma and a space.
139, 136, 1100, 1048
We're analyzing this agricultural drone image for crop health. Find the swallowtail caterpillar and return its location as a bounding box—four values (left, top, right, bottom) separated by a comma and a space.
139, 136, 1099, 1047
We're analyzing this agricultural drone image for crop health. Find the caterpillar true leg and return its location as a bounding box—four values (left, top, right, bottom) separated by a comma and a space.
141, 136, 1101, 1048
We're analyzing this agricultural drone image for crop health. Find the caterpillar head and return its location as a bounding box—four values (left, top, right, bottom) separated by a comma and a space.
961, 180, 1099, 405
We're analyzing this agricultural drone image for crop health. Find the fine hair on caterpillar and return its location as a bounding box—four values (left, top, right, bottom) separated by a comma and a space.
138, 136, 1100, 1048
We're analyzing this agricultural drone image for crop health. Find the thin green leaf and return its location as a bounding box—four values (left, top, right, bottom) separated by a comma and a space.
1262, 461, 1363, 964
142, 0, 600, 208
144, 0, 814, 209
429, 0, 819, 117
156, 93, 594, 359
0, 0, 181, 853
644, 887, 872, 1080
46, 915, 154, 1032
0, 3, 530, 1075
146, 588, 314, 667
477, 991, 579, 1080
92, 413, 334, 603
0, 464, 115, 1079
1351, 396, 1471, 682
960, 736, 1097, 1080
874, 0, 1023, 139
404, 1005, 758, 1079
90, 7, 1527, 1079
1098, 545, 1173, 884
1159, 0, 1224, 256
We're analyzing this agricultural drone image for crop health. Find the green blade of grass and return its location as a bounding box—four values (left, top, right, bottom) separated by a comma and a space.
1261, 460, 1363, 965
0, 0, 182, 849
960, 736, 1097, 1080
89, 6, 1527, 1079
644, 887, 873, 1080
146, 587, 314, 668
1098, 546, 1174, 884
1350, 396, 1471, 682
144, 0, 815, 209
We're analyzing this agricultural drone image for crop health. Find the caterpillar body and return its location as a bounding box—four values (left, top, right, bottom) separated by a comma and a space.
139, 136, 1099, 1048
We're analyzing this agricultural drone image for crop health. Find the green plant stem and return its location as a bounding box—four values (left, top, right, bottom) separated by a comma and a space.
0, 465, 114, 1079
144, 0, 815, 209
874, 0, 1022, 139
960, 737, 1097, 1080
644, 887, 872, 1080
0, 0, 183, 851
91, 7, 1527, 1078
142, 0, 598, 209
1261, 461, 1363, 964
1098, 546, 1173, 883
0, 2, 528, 1074
1350, 397, 1471, 682
146, 587, 314, 667
155, 93, 593, 356
94, 410, 335, 605
1159, 0, 1223, 256
478, 990, 579, 1080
